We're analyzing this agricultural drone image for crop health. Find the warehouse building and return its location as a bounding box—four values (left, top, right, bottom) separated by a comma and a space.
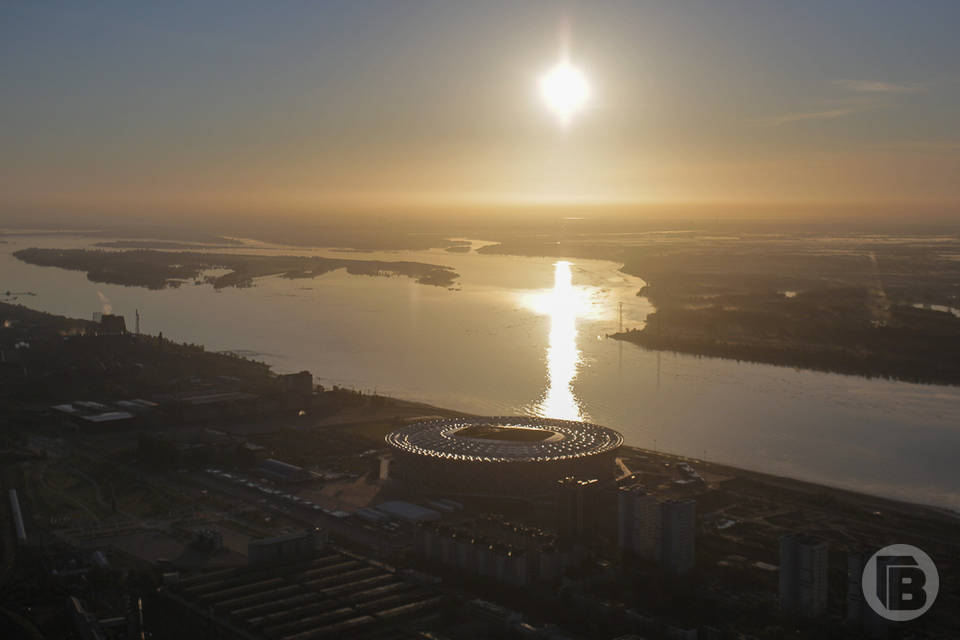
158, 548, 451, 639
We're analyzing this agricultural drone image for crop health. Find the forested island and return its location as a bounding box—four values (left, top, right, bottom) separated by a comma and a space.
480, 228, 960, 385
611, 302, 960, 385
13, 247, 459, 289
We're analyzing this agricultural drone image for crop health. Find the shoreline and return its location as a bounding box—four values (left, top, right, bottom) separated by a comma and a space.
312, 389, 959, 515
617, 443, 959, 521
609, 327, 960, 387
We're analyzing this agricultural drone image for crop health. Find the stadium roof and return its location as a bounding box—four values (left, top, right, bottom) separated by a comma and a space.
385, 416, 623, 463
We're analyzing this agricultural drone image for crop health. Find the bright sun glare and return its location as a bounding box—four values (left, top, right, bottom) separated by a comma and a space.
539, 62, 590, 125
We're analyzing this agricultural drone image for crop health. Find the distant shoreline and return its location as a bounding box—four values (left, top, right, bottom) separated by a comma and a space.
13, 247, 460, 290
609, 324, 960, 387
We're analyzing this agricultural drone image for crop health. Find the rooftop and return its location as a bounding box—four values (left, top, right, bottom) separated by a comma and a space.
385, 416, 623, 463
161, 550, 447, 639
374, 501, 442, 523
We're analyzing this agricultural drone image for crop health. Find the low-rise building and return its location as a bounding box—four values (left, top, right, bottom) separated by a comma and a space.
259, 458, 311, 483
247, 529, 323, 565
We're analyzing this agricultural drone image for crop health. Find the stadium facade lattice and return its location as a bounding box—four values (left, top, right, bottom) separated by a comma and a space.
385, 416, 623, 495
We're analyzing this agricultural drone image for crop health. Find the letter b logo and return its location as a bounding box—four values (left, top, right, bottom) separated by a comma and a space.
863, 544, 938, 621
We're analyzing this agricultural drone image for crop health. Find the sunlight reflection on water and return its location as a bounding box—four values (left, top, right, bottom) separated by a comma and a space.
523, 261, 586, 420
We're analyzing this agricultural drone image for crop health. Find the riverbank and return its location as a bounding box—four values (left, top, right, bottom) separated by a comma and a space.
619, 443, 959, 523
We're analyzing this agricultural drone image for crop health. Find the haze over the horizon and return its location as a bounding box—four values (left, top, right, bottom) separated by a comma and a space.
2, 1, 960, 223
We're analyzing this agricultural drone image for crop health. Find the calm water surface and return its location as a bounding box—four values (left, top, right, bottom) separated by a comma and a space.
3, 233, 960, 509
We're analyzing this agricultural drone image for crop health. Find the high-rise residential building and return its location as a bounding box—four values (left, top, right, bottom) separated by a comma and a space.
618, 484, 662, 560
779, 533, 829, 618
846, 552, 891, 638
661, 498, 696, 576
558, 476, 600, 548
846, 552, 864, 627
618, 485, 695, 575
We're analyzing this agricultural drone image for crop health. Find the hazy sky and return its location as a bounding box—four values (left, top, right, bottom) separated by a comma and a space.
2, 1, 960, 221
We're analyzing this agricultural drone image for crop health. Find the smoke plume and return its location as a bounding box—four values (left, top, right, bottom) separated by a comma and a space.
97, 291, 113, 315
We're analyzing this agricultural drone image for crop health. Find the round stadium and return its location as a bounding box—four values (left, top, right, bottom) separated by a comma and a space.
385, 416, 623, 495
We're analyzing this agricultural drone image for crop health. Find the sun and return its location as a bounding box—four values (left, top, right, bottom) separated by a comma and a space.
539, 62, 590, 125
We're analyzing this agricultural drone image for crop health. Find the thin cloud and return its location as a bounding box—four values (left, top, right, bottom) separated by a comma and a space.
869, 140, 960, 152
836, 79, 924, 94
751, 108, 859, 127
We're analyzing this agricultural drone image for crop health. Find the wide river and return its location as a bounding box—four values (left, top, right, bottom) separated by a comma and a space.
4, 233, 960, 509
